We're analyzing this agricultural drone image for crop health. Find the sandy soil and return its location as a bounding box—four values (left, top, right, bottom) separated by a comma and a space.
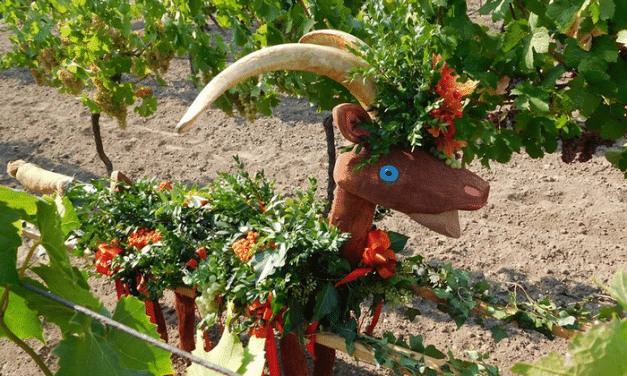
1, 20, 626, 376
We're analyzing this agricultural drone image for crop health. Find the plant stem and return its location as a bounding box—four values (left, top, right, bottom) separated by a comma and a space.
18, 240, 41, 279
322, 115, 336, 217
0, 287, 54, 376
297, 0, 312, 19
91, 112, 113, 176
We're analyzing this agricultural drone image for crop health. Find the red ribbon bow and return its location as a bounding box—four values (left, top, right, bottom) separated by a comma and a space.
335, 229, 398, 287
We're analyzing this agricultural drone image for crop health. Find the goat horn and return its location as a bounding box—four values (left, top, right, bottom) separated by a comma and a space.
298, 29, 366, 51
176, 43, 376, 133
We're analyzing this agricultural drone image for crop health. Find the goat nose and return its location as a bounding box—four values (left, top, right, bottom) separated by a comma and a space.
464, 186, 481, 197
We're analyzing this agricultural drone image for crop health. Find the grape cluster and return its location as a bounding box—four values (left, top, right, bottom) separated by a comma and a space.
37, 47, 60, 71
57, 69, 83, 95
560, 131, 616, 163
92, 75, 129, 128
291, 275, 318, 300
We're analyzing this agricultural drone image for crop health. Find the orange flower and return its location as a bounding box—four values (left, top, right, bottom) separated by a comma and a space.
432, 135, 468, 157
361, 229, 397, 279
427, 56, 477, 157
95, 241, 123, 276
232, 232, 259, 262
128, 228, 162, 249
232, 232, 275, 262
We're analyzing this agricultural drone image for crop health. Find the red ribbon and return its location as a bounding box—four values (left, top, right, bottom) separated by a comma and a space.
365, 301, 383, 335
265, 327, 280, 376
305, 321, 319, 360
335, 267, 373, 287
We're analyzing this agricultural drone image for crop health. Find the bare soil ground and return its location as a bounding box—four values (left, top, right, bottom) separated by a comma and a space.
1, 21, 626, 376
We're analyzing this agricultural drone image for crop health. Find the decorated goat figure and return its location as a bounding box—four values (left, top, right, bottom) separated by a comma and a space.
177, 30, 489, 376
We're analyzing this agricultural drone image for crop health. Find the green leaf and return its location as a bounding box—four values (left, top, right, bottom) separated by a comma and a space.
134, 95, 158, 117
503, 21, 529, 52
405, 307, 421, 321
12, 279, 78, 335
512, 82, 550, 115
55, 195, 80, 237
597, 0, 615, 20
109, 296, 174, 375
605, 147, 627, 176
388, 231, 408, 253
479, 0, 514, 21
35, 198, 73, 273
313, 283, 339, 322
0, 185, 39, 219
546, 0, 586, 32
187, 327, 265, 376
510, 352, 567, 375
31, 265, 101, 312
0, 287, 45, 343
54, 331, 152, 376
0, 199, 21, 285
586, 104, 627, 140
567, 319, 627, 375
490, 325, 508, 343
608, 270, 627, 310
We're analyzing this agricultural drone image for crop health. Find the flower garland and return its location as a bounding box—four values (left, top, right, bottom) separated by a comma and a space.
68, 160, 428, 373
350, 2, 479, 169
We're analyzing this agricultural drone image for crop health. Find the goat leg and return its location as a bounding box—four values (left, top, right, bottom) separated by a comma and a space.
312, 343, 335, 376
279, 333, 311, 376
175, 291, 196, 352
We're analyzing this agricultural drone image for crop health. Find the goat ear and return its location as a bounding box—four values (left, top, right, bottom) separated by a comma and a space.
333, 103, 372, 143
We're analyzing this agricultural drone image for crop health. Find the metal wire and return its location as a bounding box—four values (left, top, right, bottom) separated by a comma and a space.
19, 282, 241, 376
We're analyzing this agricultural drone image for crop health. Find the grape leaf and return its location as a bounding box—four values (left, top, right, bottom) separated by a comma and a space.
0, 287, 45, 343
55, 195, 81, 238
12, 278, 78, 335
490, 325, 508, 343
510, 352, 567, 375
187, 327, 265, 376
0, 199, 21, 285
313, 283, 339, 322
35, 197, 73, 273
567, 319, 627, 375
54, 331, 152, 376
31, 265, 102, 312
109, 296, 174, 375
479, 0, 513, 21
608, 270, 627, 310
546, 0, 586, 33
605, 148, 627, 176
388, 231, 409, 253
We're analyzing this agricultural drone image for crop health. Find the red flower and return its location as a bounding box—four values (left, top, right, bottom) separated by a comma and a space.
195, 247, 207, 261
427, 56, 477, 157
361, 229, 397, 279
157, 181, 172, 190
95, 241, 123, 276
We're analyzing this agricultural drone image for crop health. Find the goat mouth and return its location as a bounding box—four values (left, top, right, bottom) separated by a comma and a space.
409, 210, 461, 238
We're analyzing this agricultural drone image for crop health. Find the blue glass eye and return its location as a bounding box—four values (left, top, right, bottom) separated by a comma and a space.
379, 165, 399, 183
